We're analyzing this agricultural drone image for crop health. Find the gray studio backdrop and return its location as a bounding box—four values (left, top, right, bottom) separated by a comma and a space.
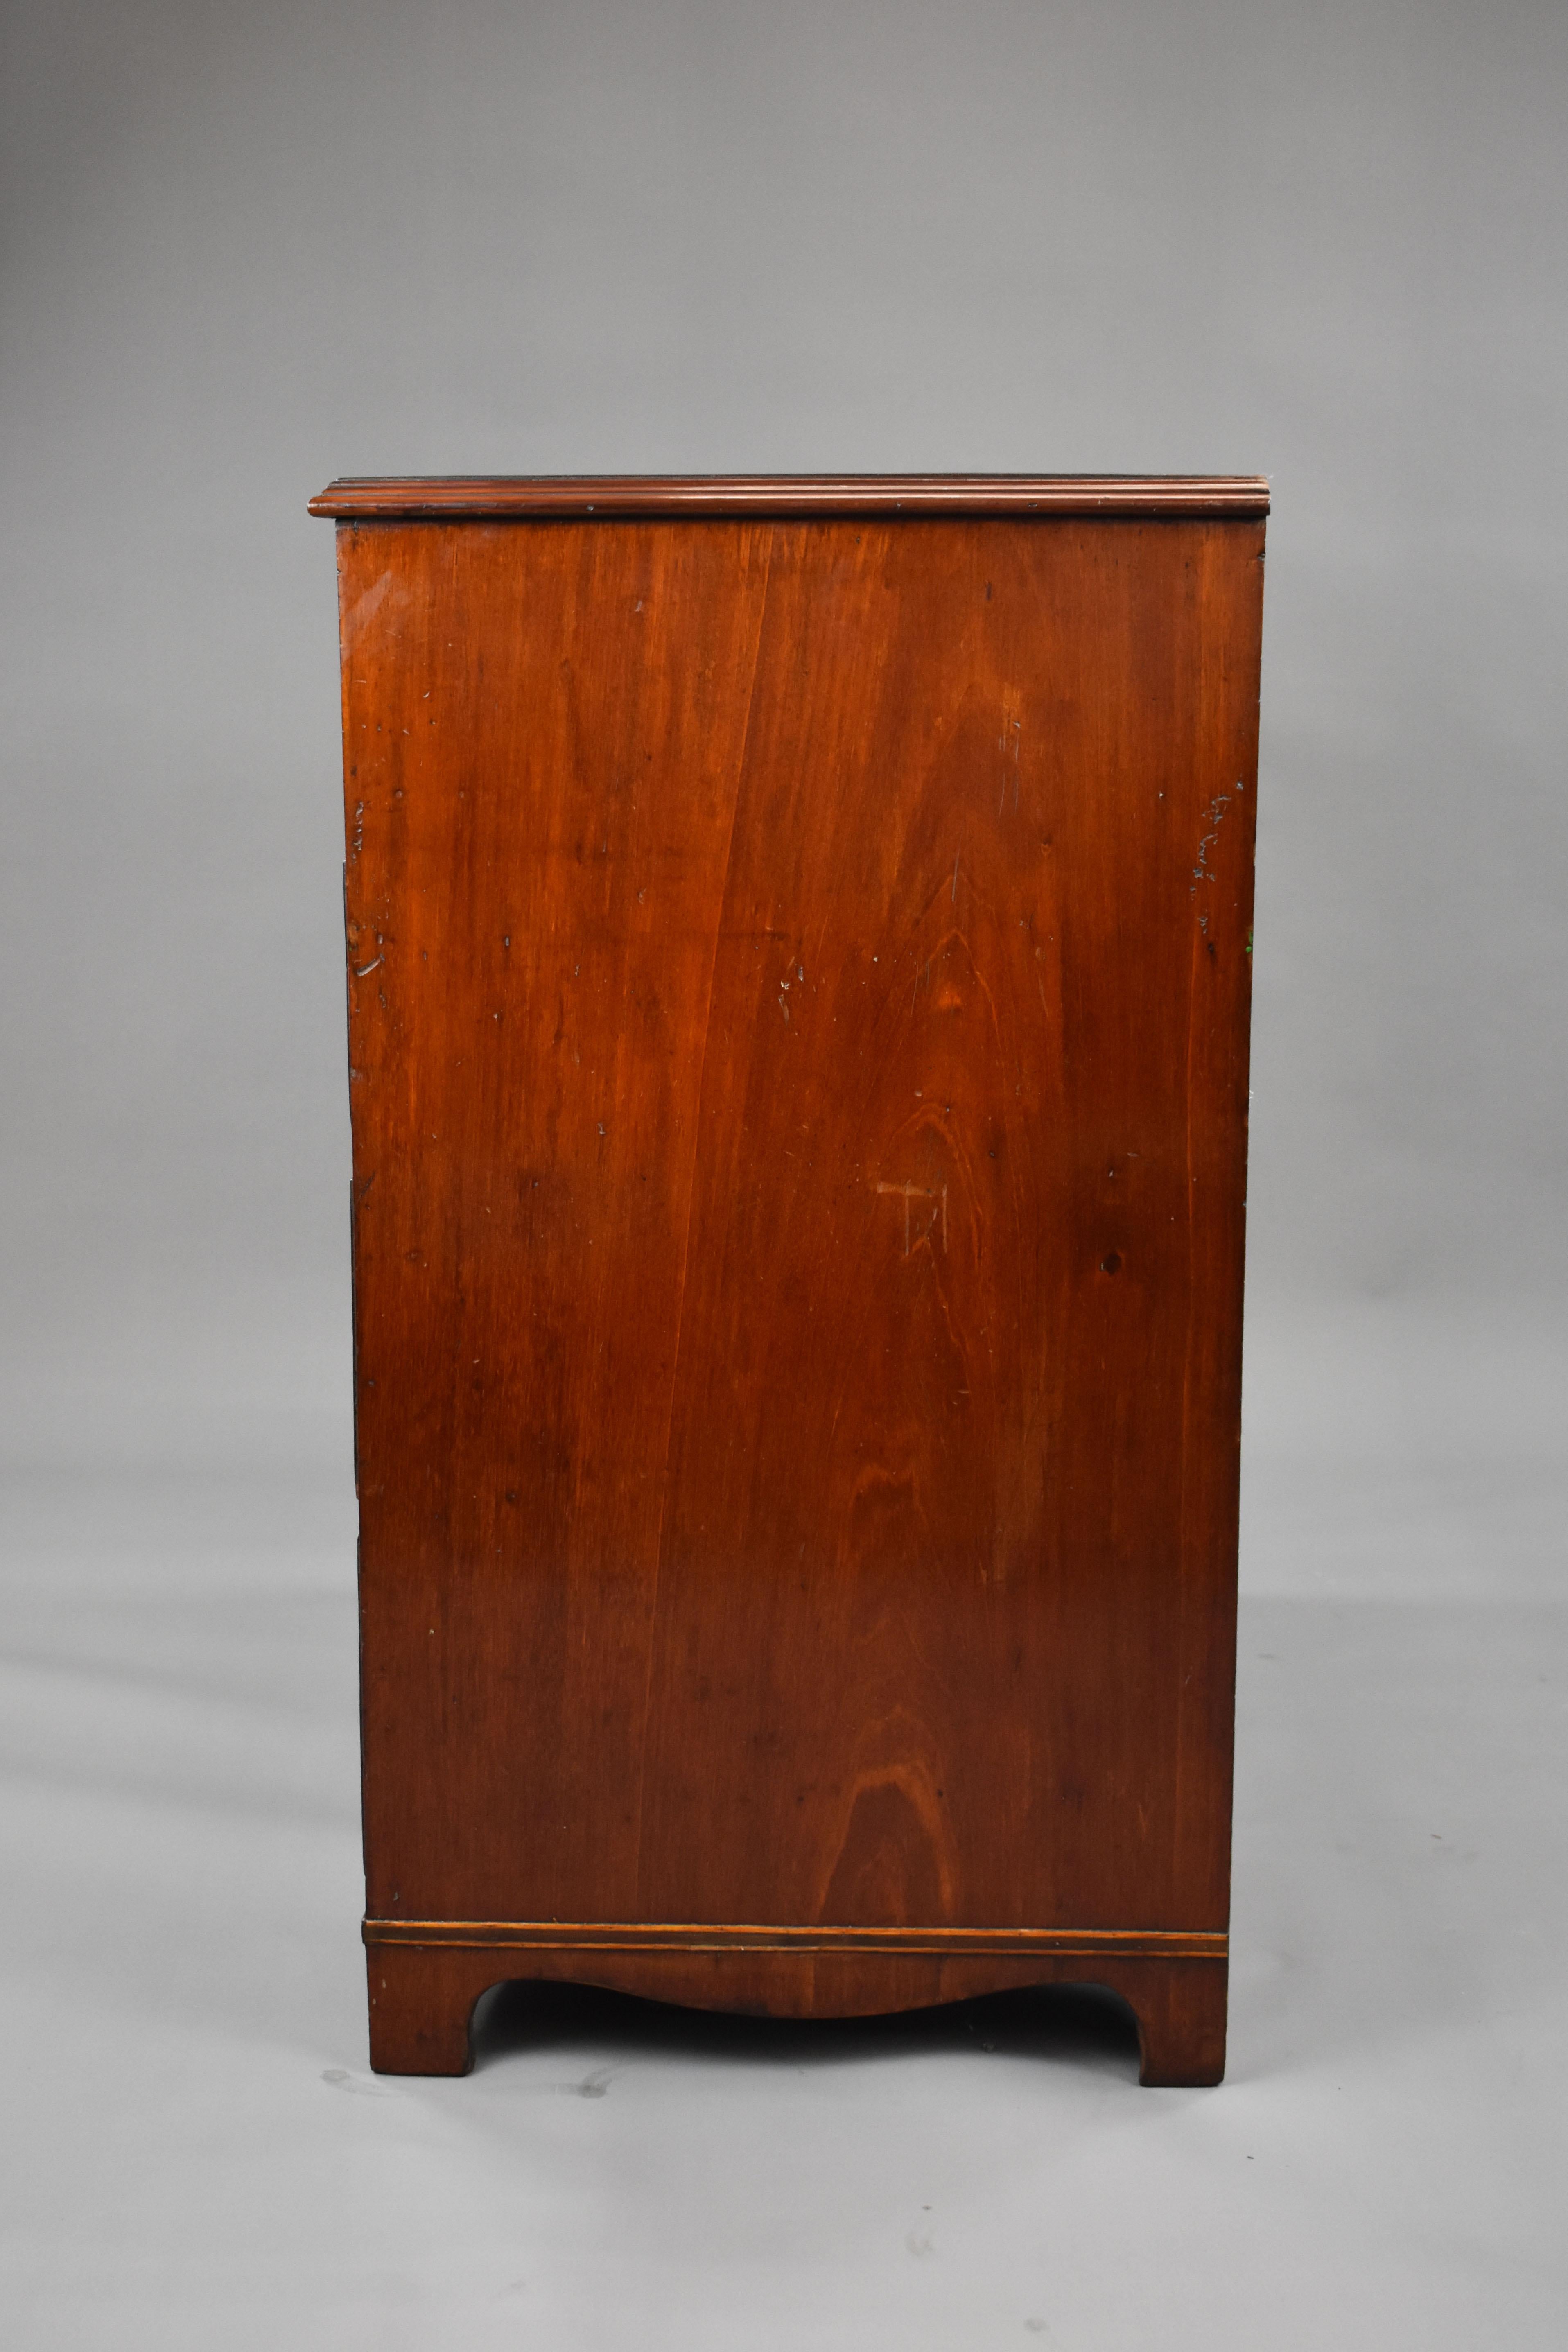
4, 8, 1566, 2348
2, 0, 1563, 1536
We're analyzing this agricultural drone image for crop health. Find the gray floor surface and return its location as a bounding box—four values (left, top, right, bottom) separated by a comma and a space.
2, 1401, 1563, 2349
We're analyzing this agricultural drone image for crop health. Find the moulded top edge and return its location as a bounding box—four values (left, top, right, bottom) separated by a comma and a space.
307, 474, 1270, 520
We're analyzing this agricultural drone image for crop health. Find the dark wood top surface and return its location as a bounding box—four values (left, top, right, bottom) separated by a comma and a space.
309, 474, 1270, 520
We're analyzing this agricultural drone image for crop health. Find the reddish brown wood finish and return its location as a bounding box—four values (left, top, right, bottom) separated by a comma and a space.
321, 482, 1265, 2088
312, 474, 1269, 519
366, 1939, 1228, 2086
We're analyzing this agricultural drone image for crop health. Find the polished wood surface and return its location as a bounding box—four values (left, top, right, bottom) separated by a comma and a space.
321, 485, 1265, 2085
366, 1943, 1229, 2088
311, 474, 1270, 519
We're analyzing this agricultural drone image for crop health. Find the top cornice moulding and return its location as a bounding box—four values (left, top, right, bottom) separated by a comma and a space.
308, 474, 1270, 520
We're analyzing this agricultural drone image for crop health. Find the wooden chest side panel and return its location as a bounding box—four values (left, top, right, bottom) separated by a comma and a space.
339, 514, 1262, 1934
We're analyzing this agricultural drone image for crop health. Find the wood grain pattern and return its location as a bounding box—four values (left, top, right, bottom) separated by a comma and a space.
311, 474, 1270, 519
325, 491, 1264, 2085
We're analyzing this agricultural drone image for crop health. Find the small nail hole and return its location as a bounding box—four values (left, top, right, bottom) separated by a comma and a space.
1100, 1252, 1122, 1274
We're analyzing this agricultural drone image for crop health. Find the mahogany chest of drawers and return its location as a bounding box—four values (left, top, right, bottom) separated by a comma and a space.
310, 474, 1267, 2084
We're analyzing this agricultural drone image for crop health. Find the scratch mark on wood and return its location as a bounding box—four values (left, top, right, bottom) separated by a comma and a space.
1191, 786, 1239, 897
999, 716, 1022, 813
875, 1180, 949, 1257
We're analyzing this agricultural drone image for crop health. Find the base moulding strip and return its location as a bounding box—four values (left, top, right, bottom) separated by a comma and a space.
364, 1919, 1226, 1961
